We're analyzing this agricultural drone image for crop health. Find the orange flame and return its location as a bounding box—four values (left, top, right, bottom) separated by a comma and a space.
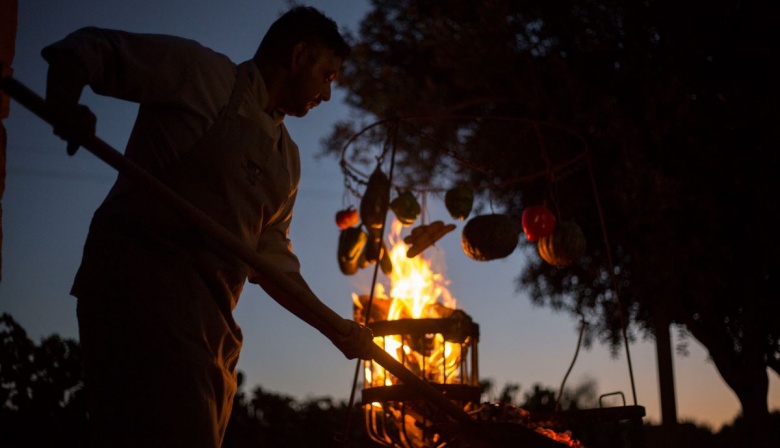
354, 220, 463, 388
386, 220, 456, 319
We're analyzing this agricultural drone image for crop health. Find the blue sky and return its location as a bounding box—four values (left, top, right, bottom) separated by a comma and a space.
1, 0, 777, 430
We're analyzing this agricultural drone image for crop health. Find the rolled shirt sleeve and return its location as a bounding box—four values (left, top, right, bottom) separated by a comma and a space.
253, 191, 301, 277
251, 119, 302, 277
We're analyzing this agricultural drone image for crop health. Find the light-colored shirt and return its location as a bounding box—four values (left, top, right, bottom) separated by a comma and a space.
42, 27, 302, 310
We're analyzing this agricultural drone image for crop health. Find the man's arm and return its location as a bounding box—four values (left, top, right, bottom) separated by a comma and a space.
42, 27, 234, 109
249, 189, 372, 359
251, 270, 373, 360
41, 27, 235, 161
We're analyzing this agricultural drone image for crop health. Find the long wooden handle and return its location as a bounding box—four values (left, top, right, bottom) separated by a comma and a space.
1, 76, 477, 425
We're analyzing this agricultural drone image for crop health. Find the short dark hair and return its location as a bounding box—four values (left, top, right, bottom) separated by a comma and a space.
255, 6, 350, 65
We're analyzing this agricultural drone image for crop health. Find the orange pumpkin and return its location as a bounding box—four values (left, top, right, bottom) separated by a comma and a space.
537, 221, 586, 266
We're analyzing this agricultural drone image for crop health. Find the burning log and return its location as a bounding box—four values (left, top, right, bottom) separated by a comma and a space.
353, 236, 482, 447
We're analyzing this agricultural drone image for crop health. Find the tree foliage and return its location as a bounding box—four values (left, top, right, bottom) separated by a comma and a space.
480, 378, 597, 412
0, 313, 377, 447
222, 374, 378, 448
325, 0, 779, 443
0, 313, 86, 447
0, 314, 776, 446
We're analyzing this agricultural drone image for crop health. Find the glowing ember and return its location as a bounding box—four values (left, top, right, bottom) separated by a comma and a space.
535, 428, 585, 447
471, 403, 587, 447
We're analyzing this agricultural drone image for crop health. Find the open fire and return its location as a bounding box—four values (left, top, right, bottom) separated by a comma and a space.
353, 221, 480, 447
352, 221, 586, 448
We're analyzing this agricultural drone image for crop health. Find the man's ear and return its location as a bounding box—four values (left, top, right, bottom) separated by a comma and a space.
289, 42, 308, 74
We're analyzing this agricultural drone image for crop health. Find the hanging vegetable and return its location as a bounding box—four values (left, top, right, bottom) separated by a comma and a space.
335, 206, 360, 230
403, 220, 456, 258
337, 226, 368, 275
378, 241, 393, 275
521, 205, 557, 242
364, 226, 393, 275
389, 190, 421, 226
537, 221, 586, 267
360, 165, 391, 229
444, 185, 474, 221
461, 214, 519, 261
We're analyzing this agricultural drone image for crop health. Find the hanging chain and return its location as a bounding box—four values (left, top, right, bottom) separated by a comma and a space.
340, 123, 400, 447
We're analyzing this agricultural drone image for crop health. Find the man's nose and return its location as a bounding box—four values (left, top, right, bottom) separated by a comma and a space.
322, 82, 332, 102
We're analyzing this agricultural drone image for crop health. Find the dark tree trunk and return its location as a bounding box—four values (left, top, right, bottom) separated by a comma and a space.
690, 321, 772, 448
732, 367, 770, 448
653, 310, 677, 427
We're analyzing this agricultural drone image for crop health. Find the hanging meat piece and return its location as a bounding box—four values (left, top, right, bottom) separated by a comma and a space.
404, 221, 456, 258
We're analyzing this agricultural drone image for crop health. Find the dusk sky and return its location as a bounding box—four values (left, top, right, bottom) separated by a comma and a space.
1, 0, 777, 431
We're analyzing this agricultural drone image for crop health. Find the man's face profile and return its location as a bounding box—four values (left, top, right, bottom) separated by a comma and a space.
281, 44, 342, 117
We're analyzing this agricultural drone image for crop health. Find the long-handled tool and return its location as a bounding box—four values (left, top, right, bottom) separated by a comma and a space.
1, 76, 563, 447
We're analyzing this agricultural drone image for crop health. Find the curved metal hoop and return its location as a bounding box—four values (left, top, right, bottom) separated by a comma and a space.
339, 114, 589, 197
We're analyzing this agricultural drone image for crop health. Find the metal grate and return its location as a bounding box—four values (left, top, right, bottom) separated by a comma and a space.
361, 315, 480, 447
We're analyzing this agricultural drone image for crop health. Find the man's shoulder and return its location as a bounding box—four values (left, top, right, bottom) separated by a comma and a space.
138, 30, 236, 69
73, 26, 236, 66
45, 26, 239, 82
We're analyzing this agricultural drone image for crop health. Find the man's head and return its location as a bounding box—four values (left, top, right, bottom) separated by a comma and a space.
255, 6, 350, 66
254, 6, 350, 117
